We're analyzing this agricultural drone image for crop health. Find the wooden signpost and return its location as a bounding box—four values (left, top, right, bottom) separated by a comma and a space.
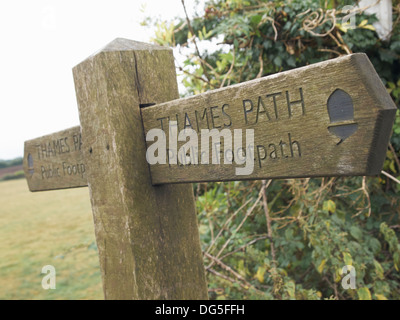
24, 126, 85, 191
23, 38, 397, 299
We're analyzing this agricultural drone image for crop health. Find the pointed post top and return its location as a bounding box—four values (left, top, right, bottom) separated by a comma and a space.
99, 38, 170, 52
75, 38, 171, 66
92, 38, 170, 59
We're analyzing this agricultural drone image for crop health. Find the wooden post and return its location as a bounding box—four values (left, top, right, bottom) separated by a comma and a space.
72, 39, 208, 299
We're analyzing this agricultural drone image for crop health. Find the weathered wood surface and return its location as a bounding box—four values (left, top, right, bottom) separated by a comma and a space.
23, 126, 87, 191
142, 53, 397, 185
73, 38, 207, 299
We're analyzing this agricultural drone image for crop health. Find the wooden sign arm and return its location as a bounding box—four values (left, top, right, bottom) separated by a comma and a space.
142, 53, 397, 184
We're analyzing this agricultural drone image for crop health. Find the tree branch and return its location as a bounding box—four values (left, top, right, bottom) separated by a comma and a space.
261, 180, 276, 267
181, 0, 211, 81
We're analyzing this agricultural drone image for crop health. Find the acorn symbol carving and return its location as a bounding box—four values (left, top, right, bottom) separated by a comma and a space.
327, 89, 358, 145
27, 153, 34, 176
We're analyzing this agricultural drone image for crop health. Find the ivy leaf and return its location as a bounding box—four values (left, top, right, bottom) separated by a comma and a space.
379, 48, 397, 63
250, 14, 262, 26
336, 22, 351, 33
350, 226, 363, 240
273, 56, 282, 67
394, 252, 400, 272
358, 19, 375, 31
317, 259, 327, 274
357, 287, 372, 300
373, 260, 384, 280
254, 266, 266, 283
389, 160, 397, 173
323, 200, 336, 213
334, 268, 342, 283
390, 41, 400, 52
287, 56, 296, 67
368, 238, 381, 254
284, 280, 296, 299
343, 252, 353, 266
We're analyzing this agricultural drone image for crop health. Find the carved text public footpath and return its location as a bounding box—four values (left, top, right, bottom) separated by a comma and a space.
34, 131, 84, 179
24, 126, 87, 191
145, 87, 305, 175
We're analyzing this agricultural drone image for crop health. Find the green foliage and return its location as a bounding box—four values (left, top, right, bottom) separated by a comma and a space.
0, 170, 25, 181
0, 157, 22, 169
194, 177, 400, 300
151, 0, 400, 299
391, 109, 400, 151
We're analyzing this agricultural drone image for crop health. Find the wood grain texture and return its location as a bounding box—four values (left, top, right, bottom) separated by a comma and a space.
142, 53, 397, 184
73, 38, 207, 300
23, 126, 87, 191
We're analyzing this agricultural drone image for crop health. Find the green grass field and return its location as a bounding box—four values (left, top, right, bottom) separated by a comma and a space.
0, 179, 103, 300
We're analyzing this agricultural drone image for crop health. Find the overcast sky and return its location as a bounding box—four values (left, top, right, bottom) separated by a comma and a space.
0, 0, 202, 159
